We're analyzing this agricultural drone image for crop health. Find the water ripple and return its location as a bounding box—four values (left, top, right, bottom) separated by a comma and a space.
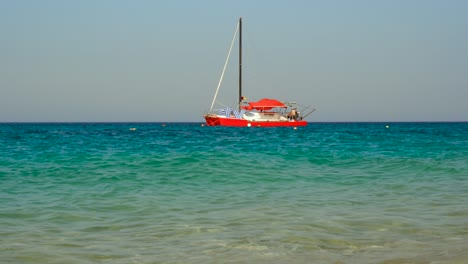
0, 122, 467, 263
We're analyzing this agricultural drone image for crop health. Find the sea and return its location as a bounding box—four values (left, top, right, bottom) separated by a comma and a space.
1, 122, 467, 264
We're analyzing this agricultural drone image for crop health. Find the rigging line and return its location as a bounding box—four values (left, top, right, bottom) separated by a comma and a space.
209, 21, 240, 111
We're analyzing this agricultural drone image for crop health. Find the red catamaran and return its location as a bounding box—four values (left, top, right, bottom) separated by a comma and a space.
203, 18, 315, 127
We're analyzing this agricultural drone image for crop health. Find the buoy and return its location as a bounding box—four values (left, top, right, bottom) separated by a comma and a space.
129, 128, 136, 131
247, 123, 251, 127
294, 127, 297, 130
201, 124, 204, 127
385, 125, 389, 129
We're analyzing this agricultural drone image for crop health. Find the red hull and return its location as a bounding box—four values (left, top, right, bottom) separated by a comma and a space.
204, 116, 307, 127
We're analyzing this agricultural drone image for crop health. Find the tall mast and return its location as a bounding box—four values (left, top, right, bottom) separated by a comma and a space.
238, 17, 242, 109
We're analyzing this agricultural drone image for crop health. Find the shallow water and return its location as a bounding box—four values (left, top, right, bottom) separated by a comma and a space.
1, 122, 467, 263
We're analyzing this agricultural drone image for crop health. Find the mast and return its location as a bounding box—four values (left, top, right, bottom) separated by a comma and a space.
238, 17, 242, 109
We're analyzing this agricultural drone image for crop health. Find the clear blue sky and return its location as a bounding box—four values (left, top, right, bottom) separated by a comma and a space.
1, 0, 467, 122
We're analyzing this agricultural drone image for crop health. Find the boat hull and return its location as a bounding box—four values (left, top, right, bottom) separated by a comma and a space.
204, 116, 307, 127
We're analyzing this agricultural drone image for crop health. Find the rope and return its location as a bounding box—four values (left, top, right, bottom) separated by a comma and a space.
209, 21, 240, 111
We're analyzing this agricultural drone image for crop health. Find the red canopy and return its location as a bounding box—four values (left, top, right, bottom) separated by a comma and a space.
242, 98, 286, 111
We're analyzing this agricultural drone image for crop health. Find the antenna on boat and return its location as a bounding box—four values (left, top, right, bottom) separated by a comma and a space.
302, 108, 316, 119
238, 17, 242, 110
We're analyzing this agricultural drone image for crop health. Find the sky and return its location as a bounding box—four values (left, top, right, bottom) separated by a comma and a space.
1, 0, 468, 122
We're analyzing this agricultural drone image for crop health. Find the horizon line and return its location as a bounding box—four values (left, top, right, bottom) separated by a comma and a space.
1, 121, 467, 124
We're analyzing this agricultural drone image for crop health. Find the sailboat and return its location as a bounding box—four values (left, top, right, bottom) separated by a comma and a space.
204, 18, 314, 127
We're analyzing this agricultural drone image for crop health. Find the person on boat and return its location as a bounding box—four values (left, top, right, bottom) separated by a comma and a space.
296, 110, 301, 120
288, 108, 297, 121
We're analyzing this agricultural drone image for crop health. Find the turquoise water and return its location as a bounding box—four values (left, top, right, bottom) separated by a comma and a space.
1, 122, 467, 263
